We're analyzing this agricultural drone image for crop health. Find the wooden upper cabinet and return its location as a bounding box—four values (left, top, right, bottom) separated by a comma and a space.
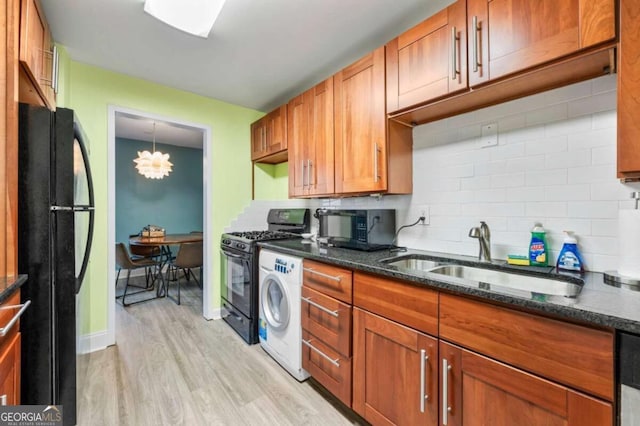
440, 341, 612, 426
250, 105, 287, 163
288, 77, 335, 197
334, 47, 412, 195
386, 0, 467, 113
353, 308, 438, 426
617, 0, 640, 179
19, 0, 56, 109
468, 0, 615, 86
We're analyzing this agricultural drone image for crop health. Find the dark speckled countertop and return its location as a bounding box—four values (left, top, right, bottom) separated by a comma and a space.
0, 275, 28, 304
259, 239, 640, 334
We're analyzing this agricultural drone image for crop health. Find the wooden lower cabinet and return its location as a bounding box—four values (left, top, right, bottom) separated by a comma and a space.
0, 333, 20, 406
353, 308, 438, 426
440, 340, 612, 426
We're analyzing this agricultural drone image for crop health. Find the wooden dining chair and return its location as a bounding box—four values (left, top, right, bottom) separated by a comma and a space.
115, 243, 162, 307
166, 241, 203, 305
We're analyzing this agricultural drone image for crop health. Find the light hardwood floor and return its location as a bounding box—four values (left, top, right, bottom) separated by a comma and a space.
77, 277, 361, 425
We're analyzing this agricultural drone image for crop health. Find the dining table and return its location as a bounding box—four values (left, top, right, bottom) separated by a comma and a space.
129, 233, 204, 297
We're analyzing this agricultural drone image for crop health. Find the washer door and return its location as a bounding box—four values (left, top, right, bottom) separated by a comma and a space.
261, 274, 290, 331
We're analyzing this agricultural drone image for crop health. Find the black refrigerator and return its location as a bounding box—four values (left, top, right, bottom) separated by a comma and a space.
18, 103, 95, 426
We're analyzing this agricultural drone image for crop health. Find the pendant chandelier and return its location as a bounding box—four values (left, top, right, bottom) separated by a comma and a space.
133, 122, 173, 179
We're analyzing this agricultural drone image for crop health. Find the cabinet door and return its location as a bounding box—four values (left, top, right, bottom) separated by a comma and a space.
308, 77, 334, 196
250, 119, 266, 161
440, 341, 613, 426
334, 47, 387, 194
386, 0, 467, 113
468, 0, 615, 86
265, 105, 287, 154
287, 91, 311, 196
353, 308, 438, 426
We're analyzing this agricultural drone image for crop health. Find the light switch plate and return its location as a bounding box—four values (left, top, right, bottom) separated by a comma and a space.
478, 123, 498, 148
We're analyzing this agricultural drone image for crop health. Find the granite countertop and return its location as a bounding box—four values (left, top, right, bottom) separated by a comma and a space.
259, 239, 640, 335
0, 274, 28, 304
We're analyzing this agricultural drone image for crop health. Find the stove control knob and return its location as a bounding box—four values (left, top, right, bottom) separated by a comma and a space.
238, 243, 246, 250
222, 239, 230, 245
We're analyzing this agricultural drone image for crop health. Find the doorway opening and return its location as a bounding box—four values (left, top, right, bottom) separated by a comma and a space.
107, 106, 213, 346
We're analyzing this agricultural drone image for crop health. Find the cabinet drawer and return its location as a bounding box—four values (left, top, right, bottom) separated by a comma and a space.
354, 272, 438, 336
302, 330, 352, 407
303, 260, 353, 304
439, 293, 614, 401
301, 286, 351, 357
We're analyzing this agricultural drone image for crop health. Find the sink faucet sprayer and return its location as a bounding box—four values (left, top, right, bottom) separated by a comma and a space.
469, 221, 491, 262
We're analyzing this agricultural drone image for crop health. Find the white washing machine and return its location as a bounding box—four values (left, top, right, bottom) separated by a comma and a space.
258, 249, 310, 382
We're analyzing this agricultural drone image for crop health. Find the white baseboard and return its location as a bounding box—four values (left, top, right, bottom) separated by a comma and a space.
78, 330, 112, 354
206, 307, 222, 320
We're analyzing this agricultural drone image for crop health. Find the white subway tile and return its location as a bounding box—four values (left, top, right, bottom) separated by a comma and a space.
568, 127, 616, 150
507, 186, 546, 202
544, 80, 592, 104
447, 111, 478, 129
525, 136, 568, 156
568, 164, 616, 184
422, 177, 462, 192
590, 254, 619, 272
442, 163, 474, 178
592, 219, 618, 237
446, 148, 490, 165
526, 169, 568, 186
591, 74, 617, 94
579, 235, 618, 255
502, 125, 545, 144
544, 218, 592, 236
490, 142, 525, 160
497, 114, 527, 133
492, 231, 531, 247
526, 103, 568, 126
591, 182, 634, 200
467, 202, 526, 217
592, 110, 616, 130
461, 176, 492, 190
430, 203, 461, 216
491, 173, 526, 188
545, 149, 591, 169
568, 201, 619, 218
474, 188, 507, 202
525, 201, 568, 217
430, 215, 469, 228
426, 227, 462, 242
544, 184, 591, 201
591, 145, 616, 166
507, 156, 546, 173
568, 91, 616, 117
507, 217, 537, 232
545, 115, 591, 137
475, 160, 508, 176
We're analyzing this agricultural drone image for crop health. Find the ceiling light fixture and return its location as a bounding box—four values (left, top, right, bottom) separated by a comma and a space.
133, 122, 173, 179
144, 0, 227, 38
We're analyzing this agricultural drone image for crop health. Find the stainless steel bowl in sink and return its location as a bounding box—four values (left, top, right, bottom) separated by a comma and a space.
383, 257, 442, 271
429, 265, 583, 298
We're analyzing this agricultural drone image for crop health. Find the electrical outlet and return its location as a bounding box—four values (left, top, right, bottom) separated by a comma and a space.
419, 205, 429, 225
477, 122, 498, 148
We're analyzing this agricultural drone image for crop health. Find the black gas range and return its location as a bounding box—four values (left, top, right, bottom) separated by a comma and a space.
220, 208, 310, 344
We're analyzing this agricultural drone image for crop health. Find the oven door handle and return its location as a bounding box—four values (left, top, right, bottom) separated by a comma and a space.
220, 250, 247, 260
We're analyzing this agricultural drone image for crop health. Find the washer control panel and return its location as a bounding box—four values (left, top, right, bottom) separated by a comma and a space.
274, 257, 295, 274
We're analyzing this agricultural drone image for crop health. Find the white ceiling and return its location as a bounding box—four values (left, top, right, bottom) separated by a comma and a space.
41, 0, 453, 112
115, 113, 204, 149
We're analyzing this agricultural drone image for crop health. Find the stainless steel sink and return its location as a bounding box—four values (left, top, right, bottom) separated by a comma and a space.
429, 265, 582, 298
383, 257, 442, 271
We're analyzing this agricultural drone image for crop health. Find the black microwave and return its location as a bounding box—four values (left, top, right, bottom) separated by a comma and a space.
316, 209, 396, 251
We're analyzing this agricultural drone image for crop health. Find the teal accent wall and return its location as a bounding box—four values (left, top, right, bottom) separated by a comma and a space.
116, 138, 203, 243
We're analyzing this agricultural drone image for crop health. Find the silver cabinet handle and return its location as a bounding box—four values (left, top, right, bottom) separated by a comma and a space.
0, 300, 31, 337
301, 296, 339, 317
301, 160, 307, 188
307, 159, 312, 187
451, 26, 459, 80
442, 358, 452, 425
420, 349, 430, 413
52, 45, 59, 93
472, 16, 480, 72
303, 267, 341, 282
302, 338, 340, 367
373, 143, 380, 183
0, 395, 6, 406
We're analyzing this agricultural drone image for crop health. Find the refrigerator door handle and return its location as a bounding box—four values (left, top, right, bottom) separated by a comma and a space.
50, 206, 95, 212
0, 300, 32, 336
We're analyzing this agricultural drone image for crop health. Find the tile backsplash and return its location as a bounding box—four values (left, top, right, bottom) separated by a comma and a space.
233, 74, 638, 272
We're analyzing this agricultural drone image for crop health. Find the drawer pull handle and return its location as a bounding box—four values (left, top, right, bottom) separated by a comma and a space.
0, 301, 31, 337
442, 358, 453, 425
420, 349, 429, 412
301, 296, 339, 317
302, 338, 340, 367
0, 394, 6, 406
303, 267, 341, 282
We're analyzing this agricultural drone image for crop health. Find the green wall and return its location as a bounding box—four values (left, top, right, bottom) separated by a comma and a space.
60, 56, 263, 335
253, 162, 289, 200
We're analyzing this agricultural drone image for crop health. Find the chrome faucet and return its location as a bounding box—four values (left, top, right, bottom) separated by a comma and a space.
469, 221, 491, 262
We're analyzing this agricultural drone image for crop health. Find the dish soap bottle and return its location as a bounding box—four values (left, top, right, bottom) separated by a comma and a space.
556, 231, 584, 273
529, 223, 548, 266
